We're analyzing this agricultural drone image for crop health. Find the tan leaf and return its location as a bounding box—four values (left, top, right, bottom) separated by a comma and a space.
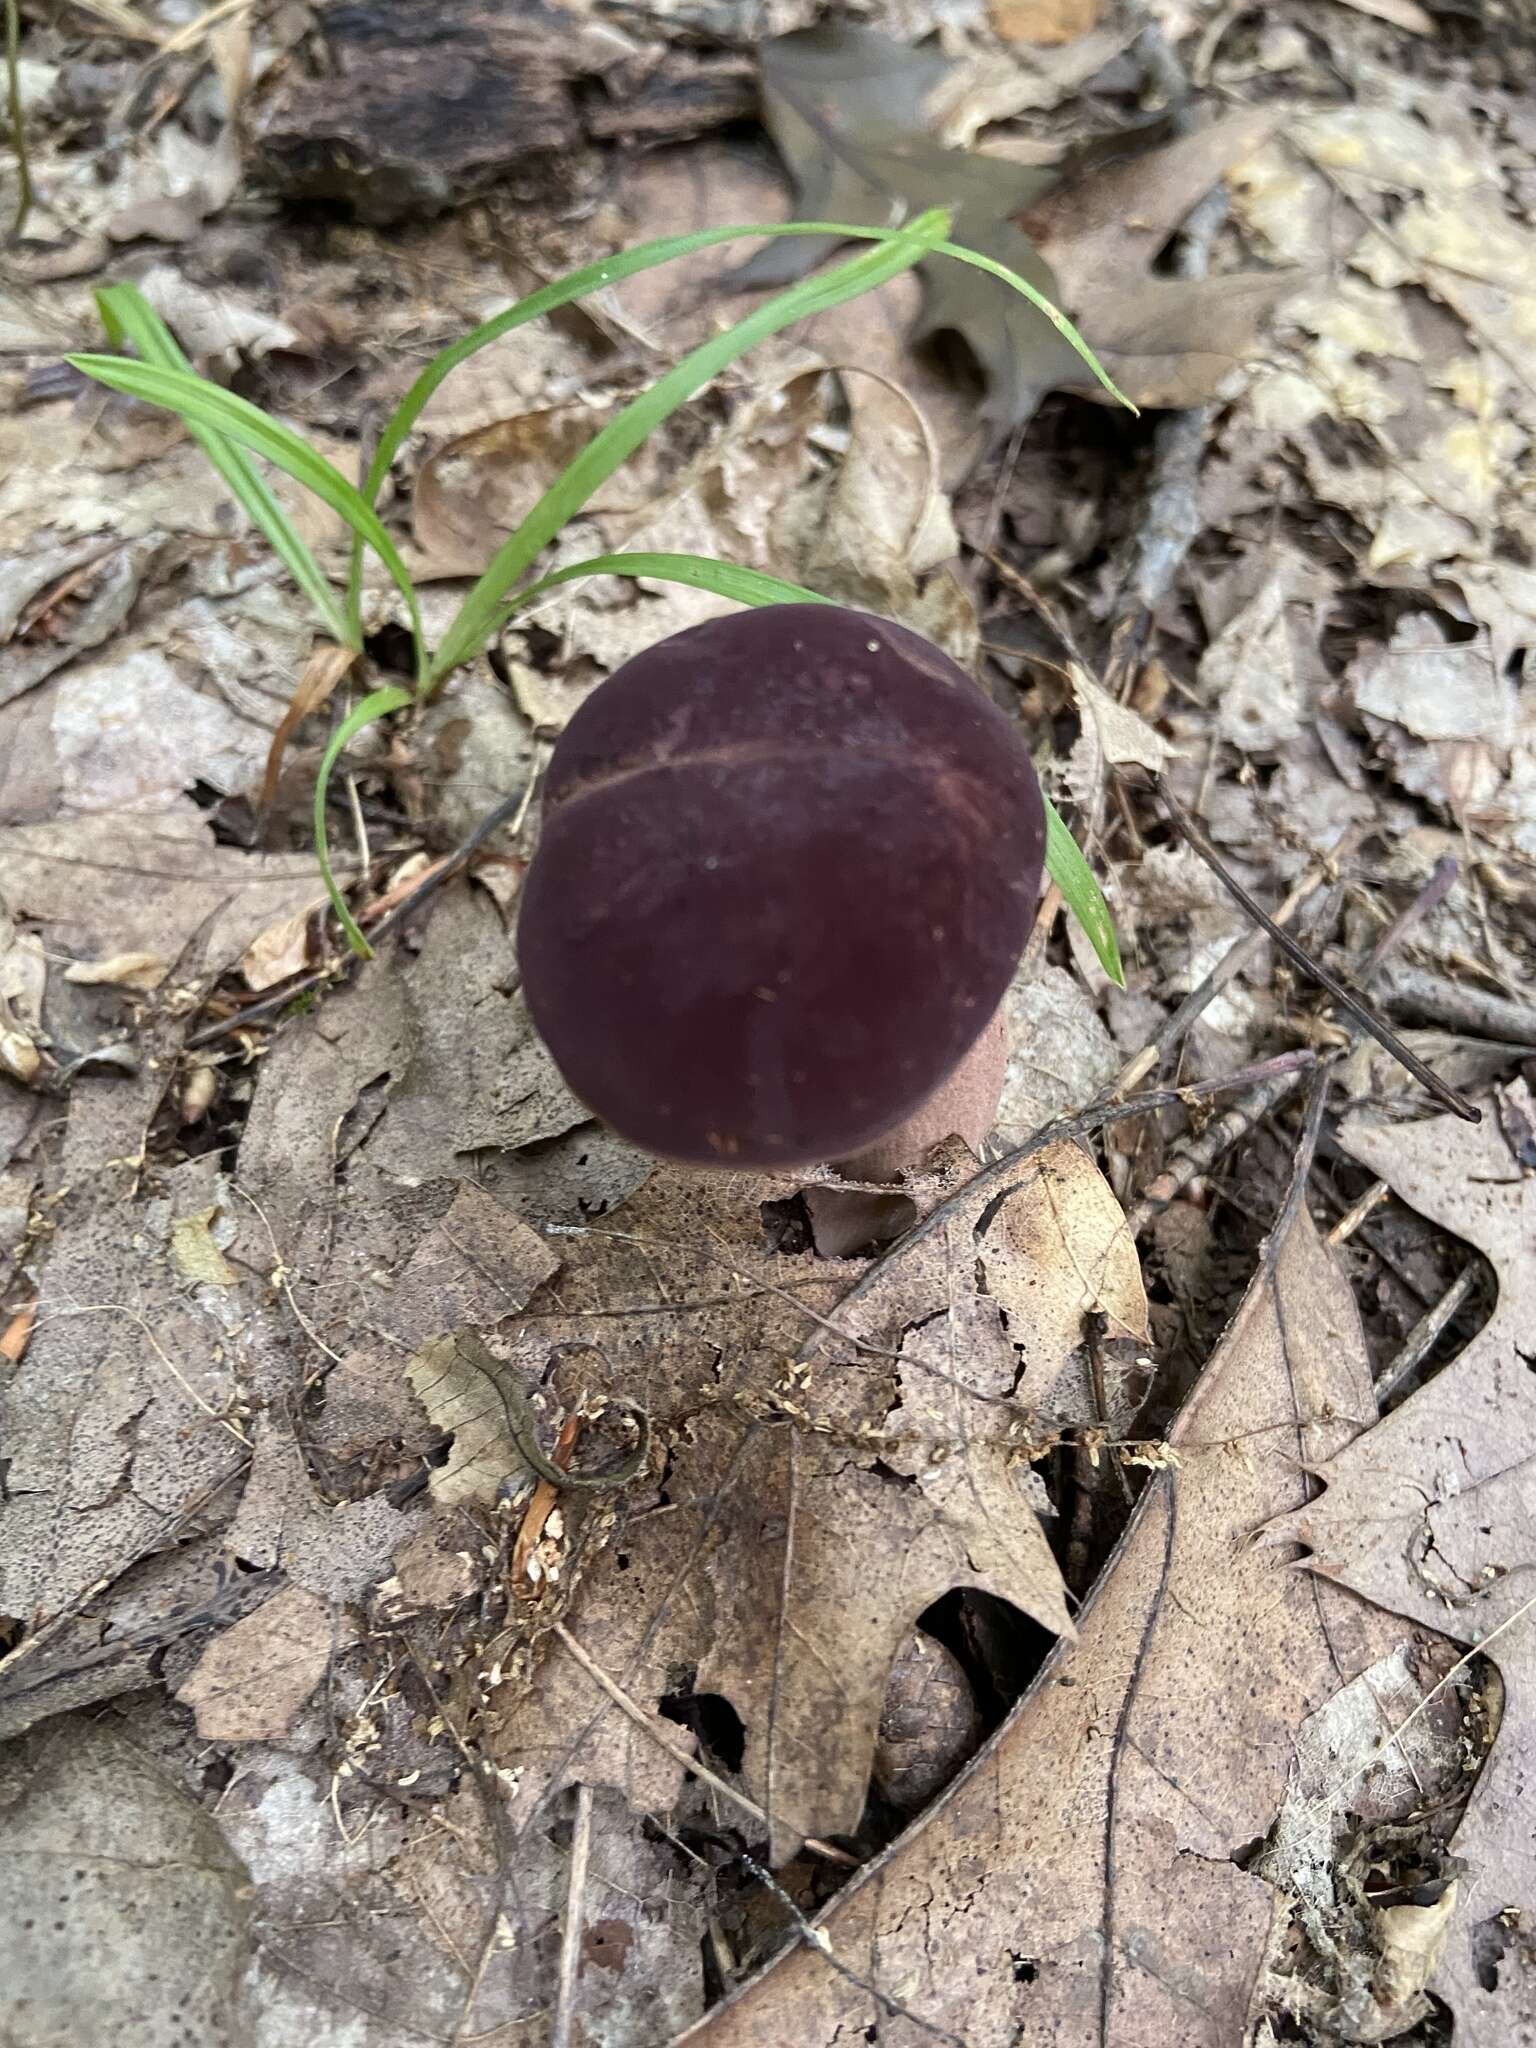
404, 1331, 527, 1511
412, 405, 659, 580
1271, 1082, 1536, 2036
239, 902, 316, 992
989, 1135, 1149, 1367
177, 1582, 341, 1742
169, 1205, 238, 1289
682, 1142, 1417, 2046
990, 0, 1105, 47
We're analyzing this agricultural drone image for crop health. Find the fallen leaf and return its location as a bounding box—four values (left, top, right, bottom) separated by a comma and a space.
61, 950, 169, 990
990, 0, 1105, 46
1271, 1083, 1536, 2038
0, 803, 324, 975
0, 1716, 251, 2040
412, 402, 660, 579
168, 1203, 239, 1289
229, 1417, 418, 1603
239, 902, 316, 993
1200, 563, 1313, 753
745, 28, 1290, 427
177, 1582, 343, 1741
737, 23, 1080, 432
405, 1330, 549, 1510
1067, 659, 1176, 799
680, 1135, 1421, 2046
1, 1302, 35, 1362
0, 537, 163, 710
996, 960, 1120, 1142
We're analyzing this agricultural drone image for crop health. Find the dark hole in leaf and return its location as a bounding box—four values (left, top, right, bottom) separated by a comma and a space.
920, 1589, 1055, 1725
1473, 1914, 1509, 1993
660, 1689, 746, 1775
760, 1193, 812, 1256
363, 621, 417, 679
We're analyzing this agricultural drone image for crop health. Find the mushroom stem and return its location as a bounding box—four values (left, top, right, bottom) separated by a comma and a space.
833, 1004, 1008, 1182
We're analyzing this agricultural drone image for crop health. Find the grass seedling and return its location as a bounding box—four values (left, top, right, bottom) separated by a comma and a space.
70, 207, 1127, 982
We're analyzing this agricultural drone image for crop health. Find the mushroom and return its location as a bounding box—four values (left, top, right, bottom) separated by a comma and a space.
517, 604, 1045, 1177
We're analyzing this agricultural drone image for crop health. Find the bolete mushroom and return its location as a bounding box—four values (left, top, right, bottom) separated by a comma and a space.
517, 603, 1044, 1176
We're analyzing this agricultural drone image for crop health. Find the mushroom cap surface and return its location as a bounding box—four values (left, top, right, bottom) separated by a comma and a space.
517, 604, 1045, 1168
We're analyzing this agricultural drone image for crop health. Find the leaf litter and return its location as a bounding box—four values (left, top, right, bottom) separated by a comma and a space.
2, 0, 1534, 2043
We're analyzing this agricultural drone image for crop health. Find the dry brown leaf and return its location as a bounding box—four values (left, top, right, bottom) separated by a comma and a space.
412, 403, 660, 579
994, 1136, 1149, 1415
259, 639, 358, 812
229, 1417, 418, 1604
176, 1582, 343, 1742
1271, 1083, 1536, 2037
238, 902, 316, 992
0, 537, 164, 710
169, 1203, 238, 1288
0, 1718, 251, 2047
404, 1330, 541, 1510
0, 805, 323, 975
1067, 661, 1176, 803
740, 40, 1290, 424
990, 0, 1105, 46
471, 1142, 1128, 1856
682, 1135, 1414, 2045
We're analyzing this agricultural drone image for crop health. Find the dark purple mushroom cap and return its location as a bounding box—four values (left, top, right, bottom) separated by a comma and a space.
517, 604, 1045, 1168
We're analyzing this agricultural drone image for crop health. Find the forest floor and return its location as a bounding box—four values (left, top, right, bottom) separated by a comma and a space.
1, 0, 1534, 2042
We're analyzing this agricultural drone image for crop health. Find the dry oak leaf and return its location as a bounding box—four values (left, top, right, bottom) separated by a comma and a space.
742, 23, 1291, 428
683, 1133, 1408, 2046
1271, 1083, 1536, 2041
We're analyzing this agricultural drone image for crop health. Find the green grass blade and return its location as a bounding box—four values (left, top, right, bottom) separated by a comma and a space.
346, 218, 1129, 638
89, 287, 357, 651
429, 210, 953, 683
1045, 797, 1123, 986
69, 349, 415, 670
499, 551, 836, 631
313, 683, 414, 958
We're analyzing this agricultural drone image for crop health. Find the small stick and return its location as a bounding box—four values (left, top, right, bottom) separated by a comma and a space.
1153, 777, 1480, 1122
1107, 832, 1362, 1100
1374, 1266, 1478, 1408
550, 1781, 593, 2048
1326, 1179, 1390, 1247
1356, 857, 1459, 980
1125, 1063, 1307, 1240
551, 1623, 856, 1866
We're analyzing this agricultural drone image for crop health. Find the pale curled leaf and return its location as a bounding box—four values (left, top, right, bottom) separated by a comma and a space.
405, 1332, 551, 1510
1069, 662, 1176, 779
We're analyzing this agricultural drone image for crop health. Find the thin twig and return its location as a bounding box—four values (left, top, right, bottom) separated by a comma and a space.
1374, 1266, 1478, 1407
1153, 777, 1480, 1121
735, 1851, 973, 2048
5, 0, 30, 236
1356, 856, 1459, 980
550, 1782, 592, 2048
1125, 1064, 1311, 1240
550, 1623, 855, 1865
1326, 1178, 1389, 1247
1107, 832, 1362, 1100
